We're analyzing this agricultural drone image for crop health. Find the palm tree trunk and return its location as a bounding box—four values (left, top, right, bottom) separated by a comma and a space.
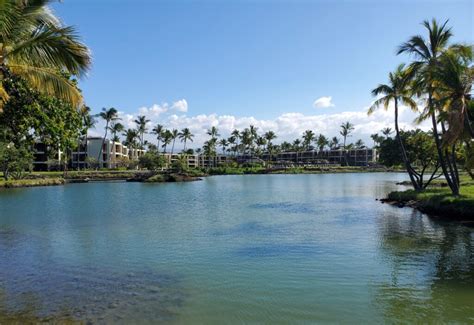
430, 95, 459, 195
184, 139, 187, 152
98, 122, 109, 166
394, 99, 421, 190
171, 139, 176, 154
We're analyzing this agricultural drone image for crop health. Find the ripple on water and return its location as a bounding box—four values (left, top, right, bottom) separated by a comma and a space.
249, 202, 316, 214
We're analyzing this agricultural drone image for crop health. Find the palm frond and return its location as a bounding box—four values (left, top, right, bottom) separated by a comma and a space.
9, 63, 82, 107
9, 25, 91, 76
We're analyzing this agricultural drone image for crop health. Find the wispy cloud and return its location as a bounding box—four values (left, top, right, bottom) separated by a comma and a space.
313, 96, 335, 108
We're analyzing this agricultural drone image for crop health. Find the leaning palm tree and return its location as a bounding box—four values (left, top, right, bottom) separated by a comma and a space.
369, 64, 420, 189
178, 128, 194, 151
0, 0, 91, 108
152, 124, 164, 151
98, 107, 120, 162
79, 105, 95, 148
397, 19, 470, 195
134, 115, 150, 149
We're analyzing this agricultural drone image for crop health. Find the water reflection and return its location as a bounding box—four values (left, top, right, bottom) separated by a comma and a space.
375, 211, 474, 323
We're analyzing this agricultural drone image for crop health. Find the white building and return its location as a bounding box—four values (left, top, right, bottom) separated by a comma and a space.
71, 137, 145, 169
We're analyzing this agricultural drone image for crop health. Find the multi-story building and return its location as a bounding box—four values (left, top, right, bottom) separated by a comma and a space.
32, 142, 62, 171
71, 137, 145, 169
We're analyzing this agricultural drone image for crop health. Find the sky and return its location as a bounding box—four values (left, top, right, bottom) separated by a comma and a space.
53, 0, 473, 147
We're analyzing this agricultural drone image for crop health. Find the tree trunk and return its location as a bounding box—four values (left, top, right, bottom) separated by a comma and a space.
394, 99, 421, 191
98, 122, 109, 165
430, 94, 459, 195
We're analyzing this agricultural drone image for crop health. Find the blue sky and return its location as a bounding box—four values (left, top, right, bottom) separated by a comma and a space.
53, 0, 473, 145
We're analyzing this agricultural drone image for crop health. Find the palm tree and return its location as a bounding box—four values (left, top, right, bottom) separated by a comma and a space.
397, 19, 468, 195
240, 128, 252, 155
370, 133, 381, 148
170, 129, 179, 154
329, 137, 339, 149
340, 122, 354, 166
0, 0, 91, 109
152, 124, 164, 152
207, 126, 220, 139
123, 129, 139, 148
134, 115, 150, 149
218, 139, 228, 155
161, 130, 173, 153
109, 122, 124, 143
264, 131, 277, 152
369, 64, 420, 189
98, 107, 120, 162
79, 105, 95, 148
316, 134, 329, 152
355, 139, 365, 149
227, 136, 237, 155
381, 127, 393, 139
178, 128, 194, 151
340, 121, 354, 149
255, 136, 266, 156
302, 130, 315, 150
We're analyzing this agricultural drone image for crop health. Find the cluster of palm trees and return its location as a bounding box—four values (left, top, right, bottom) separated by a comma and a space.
369, 19, 473, 195
198, 121, 367, 160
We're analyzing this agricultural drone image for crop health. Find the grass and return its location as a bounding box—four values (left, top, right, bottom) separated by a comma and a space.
0, 177, 64, 188
386, 175, 474, 220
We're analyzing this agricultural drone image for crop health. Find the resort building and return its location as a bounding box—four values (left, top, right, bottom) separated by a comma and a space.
71, 137, 146, 169
32, 142, 63, 171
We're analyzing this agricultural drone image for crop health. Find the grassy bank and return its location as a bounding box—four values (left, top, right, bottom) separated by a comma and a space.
0, 177, 64, 188
385, 176, 474, 221
205, 165, 395, 175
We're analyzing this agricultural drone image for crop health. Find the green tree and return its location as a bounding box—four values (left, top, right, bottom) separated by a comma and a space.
109, 122, 124, 143
170, 129, 179, 154
302, 130, 315, 150
316, 134, 329, 152
0, 141, 33, 180
0, 0, 91, 108
134, 115, 150, 149
340, 121, 354, 165
138, 150, 165, 171
398, 19, 470, 195
178, 128, 194, 151
152, 124, 164, 151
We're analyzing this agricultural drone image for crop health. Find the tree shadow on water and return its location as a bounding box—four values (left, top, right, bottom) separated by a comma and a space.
374, 211, 474, 323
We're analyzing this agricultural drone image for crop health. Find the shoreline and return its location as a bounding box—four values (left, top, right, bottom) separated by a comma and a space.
0, 167, 401, 189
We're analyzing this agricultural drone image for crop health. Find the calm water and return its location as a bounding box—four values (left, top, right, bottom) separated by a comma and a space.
0, 173, 473, 323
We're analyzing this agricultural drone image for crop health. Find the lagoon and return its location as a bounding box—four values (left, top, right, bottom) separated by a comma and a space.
0, 173, 473, 323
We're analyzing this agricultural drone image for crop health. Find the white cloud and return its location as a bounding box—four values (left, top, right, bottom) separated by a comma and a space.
313, 96, 335, 108
171, 99, 188, 112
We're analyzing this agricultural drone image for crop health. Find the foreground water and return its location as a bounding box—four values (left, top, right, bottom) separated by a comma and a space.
0, 173, 473, 323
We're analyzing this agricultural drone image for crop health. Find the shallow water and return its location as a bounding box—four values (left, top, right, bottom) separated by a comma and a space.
0, 173, 473, 323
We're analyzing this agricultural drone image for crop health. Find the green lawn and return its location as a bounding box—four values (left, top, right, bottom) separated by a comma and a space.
387, 175, 474, 220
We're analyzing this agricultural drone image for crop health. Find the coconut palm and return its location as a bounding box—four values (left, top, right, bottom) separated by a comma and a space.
302, 130, 315, 150
178, 128, 194, 151
370, 133, 382, 148
169, 129, 179, 154
264, 131, 277, 152
134, 115, 150, 149
218, 138, 228, 155
381, 127, 393, 139
227, 136, 237, 155
0, 0, 91, 108
340, 122, 354, 148
397, 18, 469, 195
161, 130, 173, 153
207, 126, 220, 139
369, 64, 420, 189
316, 134, 329, 152
79, 105, 95, 147
109, 122, 124, 143
355, 139, 365, 149
97, 107, 120, 162
329, 137, 339, 149
152, 124, 164, 152
123, 129, 139, 148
